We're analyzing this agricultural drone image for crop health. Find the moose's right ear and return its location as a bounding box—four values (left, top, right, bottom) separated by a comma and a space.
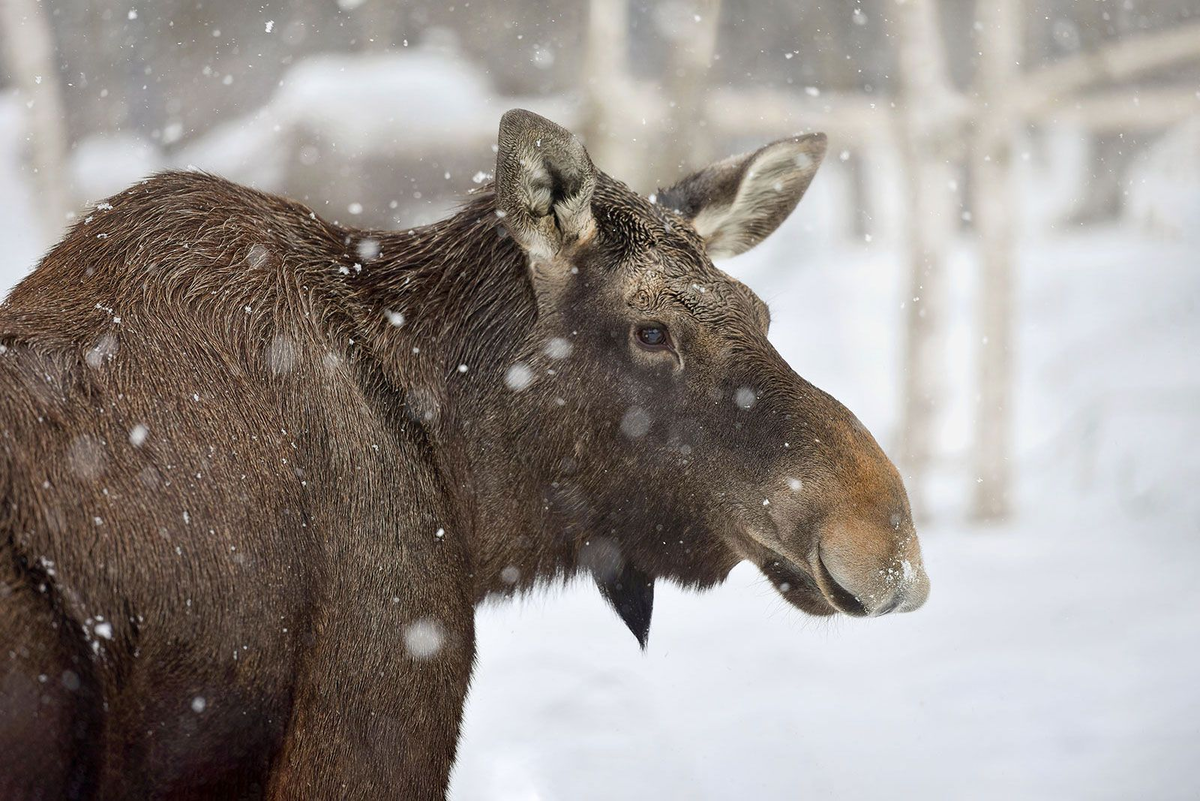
495, 109, 597, 261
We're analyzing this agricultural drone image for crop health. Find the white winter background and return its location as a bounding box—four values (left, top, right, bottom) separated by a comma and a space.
2, 7, 1200, 799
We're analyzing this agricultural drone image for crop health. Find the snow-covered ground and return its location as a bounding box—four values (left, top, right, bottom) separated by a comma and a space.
2, 100, 1197, 799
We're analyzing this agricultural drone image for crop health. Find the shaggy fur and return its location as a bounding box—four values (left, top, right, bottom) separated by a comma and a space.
0, 110, 927, 799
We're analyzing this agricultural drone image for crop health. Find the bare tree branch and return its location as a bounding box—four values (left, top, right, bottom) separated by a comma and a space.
704, 88, 895, 148
1018, 20, 1200, 116
1035, 86, 1200, 132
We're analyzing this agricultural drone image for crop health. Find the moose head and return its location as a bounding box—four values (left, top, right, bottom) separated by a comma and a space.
452, 110, 929, 645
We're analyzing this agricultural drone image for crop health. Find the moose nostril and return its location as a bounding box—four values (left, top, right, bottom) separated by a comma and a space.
816, 539, 929, 617
814, 554, 869, 617
873, 593, 905, 616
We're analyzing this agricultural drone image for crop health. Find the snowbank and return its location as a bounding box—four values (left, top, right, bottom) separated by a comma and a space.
175, 45, 571, 191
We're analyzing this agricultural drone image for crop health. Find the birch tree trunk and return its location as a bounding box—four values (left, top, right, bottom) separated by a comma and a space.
0, 0, 71, 244
657, 0, 722, 183
580, 0, 638, 180
893, 0, 960, 512
970, 0, 1022, 521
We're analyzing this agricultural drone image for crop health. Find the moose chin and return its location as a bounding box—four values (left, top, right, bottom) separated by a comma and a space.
0, 108, 928, 799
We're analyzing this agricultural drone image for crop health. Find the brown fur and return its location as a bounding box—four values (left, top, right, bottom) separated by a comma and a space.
0, 111, 928, 799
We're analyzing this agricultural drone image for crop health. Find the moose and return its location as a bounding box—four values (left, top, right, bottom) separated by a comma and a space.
0, 109, 929, 798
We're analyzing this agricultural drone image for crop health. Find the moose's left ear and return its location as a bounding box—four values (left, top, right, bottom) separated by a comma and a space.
594, 561, 654, 650
495, 108, 597, 260
656, 133, 827, 260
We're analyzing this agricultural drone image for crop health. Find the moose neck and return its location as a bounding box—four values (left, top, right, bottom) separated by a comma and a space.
354, 192, 573, 600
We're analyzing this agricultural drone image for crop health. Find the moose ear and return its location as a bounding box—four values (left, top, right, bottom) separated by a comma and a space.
495, 109, 597, 260
657, 133, 827, 260
594, 562, 654, 650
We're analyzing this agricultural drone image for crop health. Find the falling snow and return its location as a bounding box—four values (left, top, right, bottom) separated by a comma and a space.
403, 619, 445, 660
620, 406, 651, 439
129, 424, 148, 447
503, 362, 534, 391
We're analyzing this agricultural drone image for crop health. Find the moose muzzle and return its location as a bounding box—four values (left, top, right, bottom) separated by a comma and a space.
813, 515, 930, 617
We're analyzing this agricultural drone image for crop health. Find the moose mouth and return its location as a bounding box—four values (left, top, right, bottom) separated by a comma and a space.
758, 549, 869, 618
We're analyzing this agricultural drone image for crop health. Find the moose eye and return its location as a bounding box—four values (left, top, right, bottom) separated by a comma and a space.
635, 324, 671, 350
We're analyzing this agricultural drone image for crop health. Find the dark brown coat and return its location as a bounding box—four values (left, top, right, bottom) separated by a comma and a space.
0, 110, 928, 799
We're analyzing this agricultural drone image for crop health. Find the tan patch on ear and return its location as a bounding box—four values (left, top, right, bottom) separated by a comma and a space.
565, 211, 598, 248
691, 201, 734, 243
518, 156, 555, 218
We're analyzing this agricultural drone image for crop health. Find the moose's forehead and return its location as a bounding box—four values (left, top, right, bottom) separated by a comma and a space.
630, 265, 767, 327
591, 177, 769, 328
